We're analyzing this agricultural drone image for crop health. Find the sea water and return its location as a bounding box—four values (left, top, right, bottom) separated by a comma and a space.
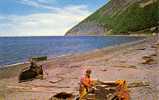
0, 36, 144, 66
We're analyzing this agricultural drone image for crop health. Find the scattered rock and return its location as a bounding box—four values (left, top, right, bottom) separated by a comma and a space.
156, 43, 159, 46
151, 45, 157, 48
70, 65, 80, 68
150, 53, 157, 57
152, 43, 159, 48
19, 69, 37, 82
49, 78, 63, 84
113, 64, 137, 69
101, 69, 107, 72
142, 56, 156, 65
128, 65, 137, 69
136, 48, 146, 50
49, 92, 74, 100
119, 60, 126, 63
19, 62, 43, 82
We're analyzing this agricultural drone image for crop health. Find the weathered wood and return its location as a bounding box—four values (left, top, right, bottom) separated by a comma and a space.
88, 81, 149, 100
96, 81, 150, 88
128, 81, 150, 88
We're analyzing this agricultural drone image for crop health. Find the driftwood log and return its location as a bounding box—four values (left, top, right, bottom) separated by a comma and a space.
79, 81, 150, 100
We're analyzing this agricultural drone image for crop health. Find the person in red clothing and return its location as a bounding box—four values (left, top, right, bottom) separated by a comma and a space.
79, 69, 94, 99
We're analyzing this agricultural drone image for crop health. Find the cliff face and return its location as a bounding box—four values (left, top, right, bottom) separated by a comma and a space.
66, 0, 159, 36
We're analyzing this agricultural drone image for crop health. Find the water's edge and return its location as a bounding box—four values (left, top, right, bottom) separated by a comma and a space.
0, 36, 144, 66
0, 37, 150, 79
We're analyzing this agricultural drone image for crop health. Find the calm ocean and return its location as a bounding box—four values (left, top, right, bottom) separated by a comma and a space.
0, 36, 144, 66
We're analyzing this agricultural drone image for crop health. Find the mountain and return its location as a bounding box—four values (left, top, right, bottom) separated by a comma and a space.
66, 0, 159, 36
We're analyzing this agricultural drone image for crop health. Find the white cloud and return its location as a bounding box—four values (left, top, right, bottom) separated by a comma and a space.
0, 5, 92, 36
17, 0, 56, 10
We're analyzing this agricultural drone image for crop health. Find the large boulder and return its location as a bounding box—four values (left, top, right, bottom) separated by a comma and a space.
19, 62, 43, 82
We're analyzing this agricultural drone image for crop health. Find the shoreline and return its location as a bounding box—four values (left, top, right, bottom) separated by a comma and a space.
0, 35, 146, 68
0, 36, 158, 99
1, 36, 148, 67
0, 37, 149, 79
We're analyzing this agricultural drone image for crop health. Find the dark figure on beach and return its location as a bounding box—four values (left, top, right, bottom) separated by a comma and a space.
19, 61, 43, 82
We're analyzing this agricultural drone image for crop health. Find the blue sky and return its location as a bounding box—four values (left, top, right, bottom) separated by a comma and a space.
0, 0, 108, 36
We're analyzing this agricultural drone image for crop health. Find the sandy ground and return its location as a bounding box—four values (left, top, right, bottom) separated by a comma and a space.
0, 37, 159, 100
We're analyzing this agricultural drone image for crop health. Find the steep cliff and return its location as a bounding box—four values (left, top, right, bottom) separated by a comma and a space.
66, 0, 159, 36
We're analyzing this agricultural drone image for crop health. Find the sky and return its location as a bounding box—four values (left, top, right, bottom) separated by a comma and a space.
0, 0, 108, 36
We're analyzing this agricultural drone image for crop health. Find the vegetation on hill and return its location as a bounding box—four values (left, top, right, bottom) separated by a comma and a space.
66, 0, 159, 35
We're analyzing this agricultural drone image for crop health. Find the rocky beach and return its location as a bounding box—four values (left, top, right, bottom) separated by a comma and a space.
0, 0, 158, 99
0, 36, 159, 100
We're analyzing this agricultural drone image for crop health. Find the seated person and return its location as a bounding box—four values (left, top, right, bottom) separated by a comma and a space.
112, 80, 130, 100
79, 69, 94, 99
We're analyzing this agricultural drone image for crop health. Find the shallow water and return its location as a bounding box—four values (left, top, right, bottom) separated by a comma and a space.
0, 36, 144, 66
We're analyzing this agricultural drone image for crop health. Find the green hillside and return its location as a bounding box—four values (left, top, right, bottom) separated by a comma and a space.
66, 0, 159, 35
